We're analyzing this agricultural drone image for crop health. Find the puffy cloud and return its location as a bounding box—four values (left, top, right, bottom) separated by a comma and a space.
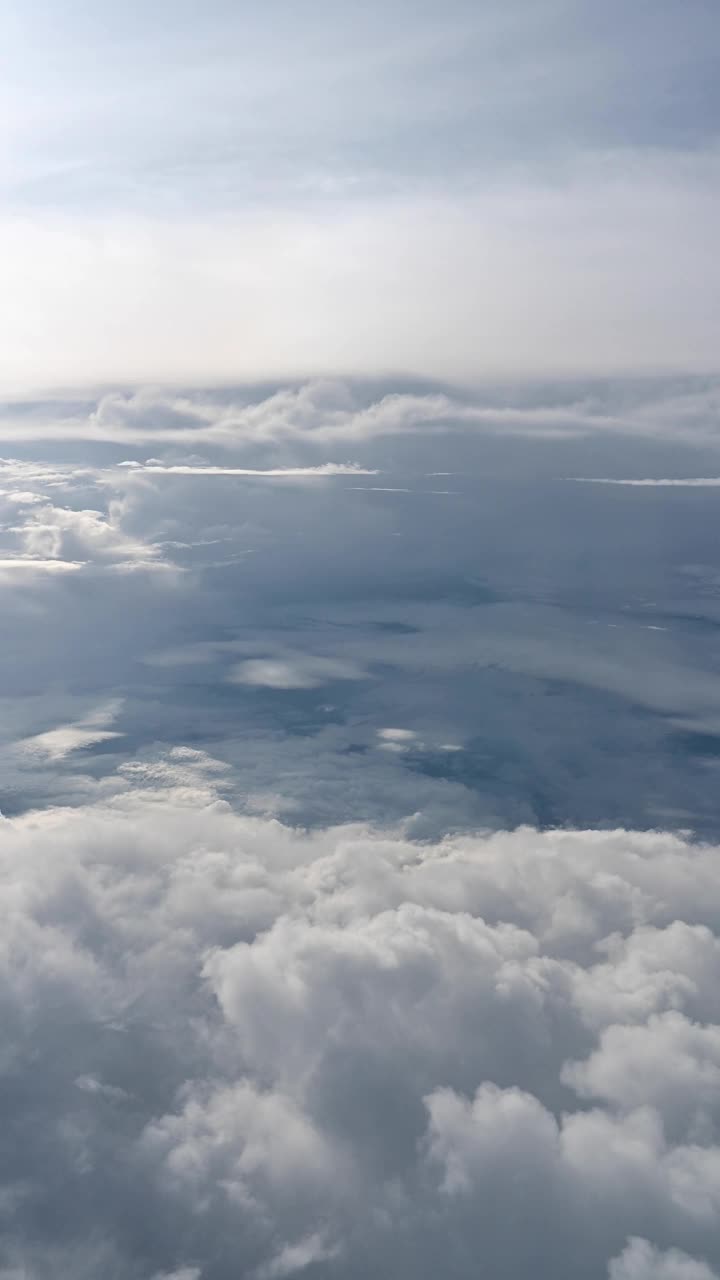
0, 750, 720, 1275
10, 501, 165, 570
563, 1013, 720, 1142
0, 472, 175, 578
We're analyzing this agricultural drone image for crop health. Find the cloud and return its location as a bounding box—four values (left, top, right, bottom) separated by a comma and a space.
152, 1271, 202, 1280
0, 748, 720, 1275
3, 376, 720, 462
230, 655, 370, 690
377, 727, 418, 753
1, 148, 719, 394
119, 463, 378, 478
10, 502, 162, 567
574, 479, 720, 488
561, 1012, 720, 1144
256, 1233, 341, 1279
609, 1238, 720, 1280
0, 476, 179, 577
0, 491, 45, 505
0, 557, 82, 574
20, 699, 124, 761
2, 382, 591, 448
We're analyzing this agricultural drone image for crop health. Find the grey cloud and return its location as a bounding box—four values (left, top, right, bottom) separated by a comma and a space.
562, 1013, 720, 1143
609, 1238, 720, 1280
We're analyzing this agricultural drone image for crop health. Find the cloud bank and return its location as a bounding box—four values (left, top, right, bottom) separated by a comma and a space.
4, 377, 720, 456
1, 748, 720, 1277
2, 156, 719, 394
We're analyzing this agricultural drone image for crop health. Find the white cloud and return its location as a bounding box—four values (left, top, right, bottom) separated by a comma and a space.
230, 656, 370, 690
0, 476, 181, 578
0, 557, 83, 574
1, 491, 45, 505
377, 727, 418, 753
11, 502, 161, 567
20, 699, 124, 761
1, 750, 720, 1274
120, 463, 377, 478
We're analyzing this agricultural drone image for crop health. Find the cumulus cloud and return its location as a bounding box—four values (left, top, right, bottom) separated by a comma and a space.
0, 748, 720, 1276
0, 470, 180, 578
11, 501, 163, 568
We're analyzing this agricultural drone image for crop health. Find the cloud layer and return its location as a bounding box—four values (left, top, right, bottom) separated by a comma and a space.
2, 156, 719, 393
1, 748, 720, 1278
2, 0, 718, 389
4, 377, 720, 454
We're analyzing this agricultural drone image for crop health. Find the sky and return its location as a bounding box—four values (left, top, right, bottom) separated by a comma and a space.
1, 0, 719, 387
2, 3, 720, 1280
